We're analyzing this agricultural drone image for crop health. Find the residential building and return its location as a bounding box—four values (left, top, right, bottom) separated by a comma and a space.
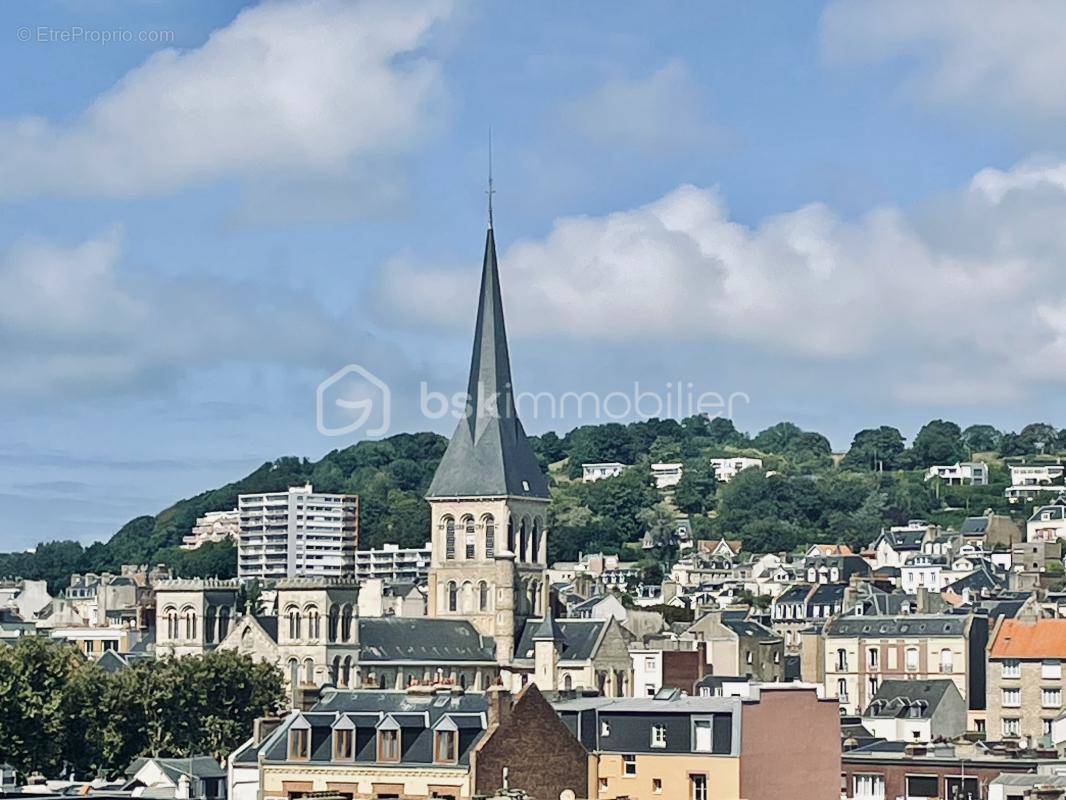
772, 583, 847, 651
872, 528, 931, 568
582, 462, 628, 482
237, 485, 358, 580
805, 555, 872, 585
511, 616, 633, 695
182, 509, 240, 550
1028, 498, 1066, 543
823, 614, 986, 717
842, 739, 1058, 800
990, 774, 1066, 800
124, 756, 226, 800
860, 679, 967, 742
708, 456, 763, 483
245, 683, 593, 800
901, 554, 952, 595
685, 610, 785, 681
987, 617, 1066, 742
0, 579, 51, 621
556, 684, 841, 800
630, 646, 708, 697
806, 544, 854, 558
650, 461, 683, 489
925, 462, 990, 486
1008, 465, 1066, 503
1012, 540, 1063, 574
353, 542, 431, 584
962, 511, 1025, 549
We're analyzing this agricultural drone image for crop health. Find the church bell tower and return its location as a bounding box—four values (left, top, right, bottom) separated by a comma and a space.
425, 217, 550, 666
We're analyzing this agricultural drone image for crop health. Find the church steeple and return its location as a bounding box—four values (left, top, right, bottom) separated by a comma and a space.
426, 225, 549, 500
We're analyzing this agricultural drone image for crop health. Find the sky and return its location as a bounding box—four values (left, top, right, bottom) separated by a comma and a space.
3, 0, 1066, 550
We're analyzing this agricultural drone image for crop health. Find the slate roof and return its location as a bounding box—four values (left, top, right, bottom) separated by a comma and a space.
96, 650, 129, 673
808, 583, 846, 605
720, 618, 780, 641
514, 618, 608, 662
358, 618, 496, 663
426, 227, 549, 501
260, 690, 490, 767
880, 530, 926, 550
775, 584, 812, 604
826, 614, 967, 638
862, 679, 957, 719
944, 565, 1005, 597
125, 756, 225, 782
960, 517, 990, 535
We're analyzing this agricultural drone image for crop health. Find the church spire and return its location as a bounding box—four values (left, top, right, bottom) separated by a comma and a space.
426, 217, 550, 500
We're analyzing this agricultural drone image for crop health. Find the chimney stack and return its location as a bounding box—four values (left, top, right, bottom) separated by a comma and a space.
486, 683, 513, 728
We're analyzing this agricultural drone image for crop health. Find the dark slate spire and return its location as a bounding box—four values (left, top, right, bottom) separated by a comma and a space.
426, 226, 550, 500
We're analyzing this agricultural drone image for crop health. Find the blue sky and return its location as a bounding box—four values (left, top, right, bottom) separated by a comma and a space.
3, 0, 1066, 549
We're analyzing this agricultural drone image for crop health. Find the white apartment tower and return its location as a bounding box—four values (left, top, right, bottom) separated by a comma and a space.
237, 484, 359, 580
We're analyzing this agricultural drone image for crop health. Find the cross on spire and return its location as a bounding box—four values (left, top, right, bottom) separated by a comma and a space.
486, 127, 495, 229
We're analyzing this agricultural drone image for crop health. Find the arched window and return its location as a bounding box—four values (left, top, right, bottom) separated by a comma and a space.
507, 516, 515, 554
164, 606, 178, 640
519, 518, 529, 561
218, 606, 231, 640
306, 606, 321, 640
182, 606, 196, 640
461, 581, 474, 614
331, 656, 341, 685
287, 606, 301, 640
288, 658, 299, 687
478, 581, 489, 612
204, 606, 218, 643
463, 516, 476, 559
341, 656, 352, 688
303, 658, 314, 685
563, 673, 573, 690
532, 518, 542, 563
444, 516, 456, 559
484, 515, 495, 558
328, 605, 340, 642
447, 581, 458, 612
341, 604, 353, 642
939, 648, 953, 673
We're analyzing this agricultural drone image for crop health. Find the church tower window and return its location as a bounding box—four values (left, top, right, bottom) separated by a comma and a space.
444, 516, 455, 559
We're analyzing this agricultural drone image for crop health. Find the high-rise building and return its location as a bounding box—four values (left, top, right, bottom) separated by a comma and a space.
237, 484, 358, 580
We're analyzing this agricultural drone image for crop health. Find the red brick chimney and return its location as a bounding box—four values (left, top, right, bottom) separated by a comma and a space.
486, 683, 513, 728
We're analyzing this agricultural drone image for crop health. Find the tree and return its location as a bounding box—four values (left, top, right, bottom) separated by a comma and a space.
841, 427, 906, 471
908, 420, 966, 468
1001, 423, 1060, 456
961, 424, 1002, 454
157, 540, 237, 579
674, 458, 717, 514
705, 417, 749, 447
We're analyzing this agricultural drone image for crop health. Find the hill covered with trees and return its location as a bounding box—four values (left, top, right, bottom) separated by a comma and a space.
3, 417, 1065, 590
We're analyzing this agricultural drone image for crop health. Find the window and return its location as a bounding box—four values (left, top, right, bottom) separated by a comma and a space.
484, 515, 495, 558
434, 730, 457, 763
378, 728, 400, 762
598, 779, 608, 793
600, 720, 611, 737
945, 777, 979, 800
867, 677, 878, 698
623, 754, 636, 776
690, 774, 708, 800
651, 723, 667, 748
1045, 719, 1054, 736
447, 581, 458, 613
334, 728, 353, 761
652, 777, 663, 794
837, 678, 849, 702
853, 774, 885, 800
1003, 718, 1020, 737
289, 727, 310, 760
939, 648, 953, 674
906, 775, 939, 799
1002, 659, 1021, 679
287, 606, 301, 640
693, 719, 712, 752
478, 581, 489, 612
645, 656, 656, 670
836, 649, 848, 671
1043, 660, 1063, 680
1002, 688, 1021, 708
905, 647, 919, 672
464, 516, 476, 559
868, 648, 879, 670
444, 517, 455, 559
1042, 688, 1062, 708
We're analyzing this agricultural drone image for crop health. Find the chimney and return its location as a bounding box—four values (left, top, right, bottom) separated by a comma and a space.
486, 683, 513, 728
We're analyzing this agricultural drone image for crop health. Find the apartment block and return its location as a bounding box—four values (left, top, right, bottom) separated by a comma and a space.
238, 484, 358, 580
353, 542, 431, 584
986, 618, 1066, 742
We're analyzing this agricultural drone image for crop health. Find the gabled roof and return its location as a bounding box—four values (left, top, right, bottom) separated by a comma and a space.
862, 679, 958, 719
96, 649, 129, 673
358, 618, 496, 663
514, 618, 609, 662
426, 227, 549, 501
990, 619, 1066, 659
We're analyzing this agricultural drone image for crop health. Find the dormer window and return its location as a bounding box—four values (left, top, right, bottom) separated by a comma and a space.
288, 716, 311, 761
332, 715, 355, 761
377, 716, 401, 763
433, 716, 459, 764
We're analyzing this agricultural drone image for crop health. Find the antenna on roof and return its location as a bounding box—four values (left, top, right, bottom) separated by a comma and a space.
487, 126, 495, 230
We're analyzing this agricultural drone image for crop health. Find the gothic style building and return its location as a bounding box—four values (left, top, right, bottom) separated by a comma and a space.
425, 225, 550, 667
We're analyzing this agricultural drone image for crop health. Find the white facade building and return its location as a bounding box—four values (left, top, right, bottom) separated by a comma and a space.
237, 485, 358, 580
924, 462, 989, 486
581, 462, 628, 483
353, 542, 431, 584
182, 509, 240, 550
630, 650, 663, 697
651, 462, 683, 489
709, 456, 763, 482
1028, 499, 1066, 542
1007, 464, 1065, 502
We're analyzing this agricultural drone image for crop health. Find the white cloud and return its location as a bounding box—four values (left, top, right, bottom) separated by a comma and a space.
821, 0, 1066, 118
560, 60, 727, 152
0, 227, 394, 397
378, 157, 1066, 401
0, 0, 452, 199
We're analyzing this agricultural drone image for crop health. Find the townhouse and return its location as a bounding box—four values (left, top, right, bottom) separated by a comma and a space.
986, 617, 1066, 742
